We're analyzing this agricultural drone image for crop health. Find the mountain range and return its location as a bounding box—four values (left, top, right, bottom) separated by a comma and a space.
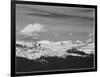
16, 39, 94, 61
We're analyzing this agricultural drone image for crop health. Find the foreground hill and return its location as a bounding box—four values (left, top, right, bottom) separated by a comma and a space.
16, 55, 94, 72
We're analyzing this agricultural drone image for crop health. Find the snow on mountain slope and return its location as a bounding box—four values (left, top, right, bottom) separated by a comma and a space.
16, 39, 94, 60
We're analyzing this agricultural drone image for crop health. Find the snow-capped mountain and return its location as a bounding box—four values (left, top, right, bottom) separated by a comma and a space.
16, 39, 94, 60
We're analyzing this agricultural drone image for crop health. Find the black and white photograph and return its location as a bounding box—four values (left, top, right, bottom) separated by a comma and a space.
11, 1, 97, 76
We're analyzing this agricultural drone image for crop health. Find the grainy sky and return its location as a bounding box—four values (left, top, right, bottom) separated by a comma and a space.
16, 4, 95, 42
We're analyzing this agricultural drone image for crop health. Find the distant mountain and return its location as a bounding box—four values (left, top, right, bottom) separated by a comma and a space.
16, 39, 94, 60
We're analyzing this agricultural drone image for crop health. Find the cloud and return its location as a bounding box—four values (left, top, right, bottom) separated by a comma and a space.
19, 5, 94, 20
19, 23, 48, 36
18, 23, 48, 40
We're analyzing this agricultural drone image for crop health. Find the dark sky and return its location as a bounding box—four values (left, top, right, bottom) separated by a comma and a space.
16, 4, 95, 42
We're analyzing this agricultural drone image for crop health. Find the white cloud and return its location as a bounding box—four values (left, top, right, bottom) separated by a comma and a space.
19, 23, 48, 36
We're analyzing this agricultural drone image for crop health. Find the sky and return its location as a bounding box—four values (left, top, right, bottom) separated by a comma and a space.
16, 4, 95, 42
